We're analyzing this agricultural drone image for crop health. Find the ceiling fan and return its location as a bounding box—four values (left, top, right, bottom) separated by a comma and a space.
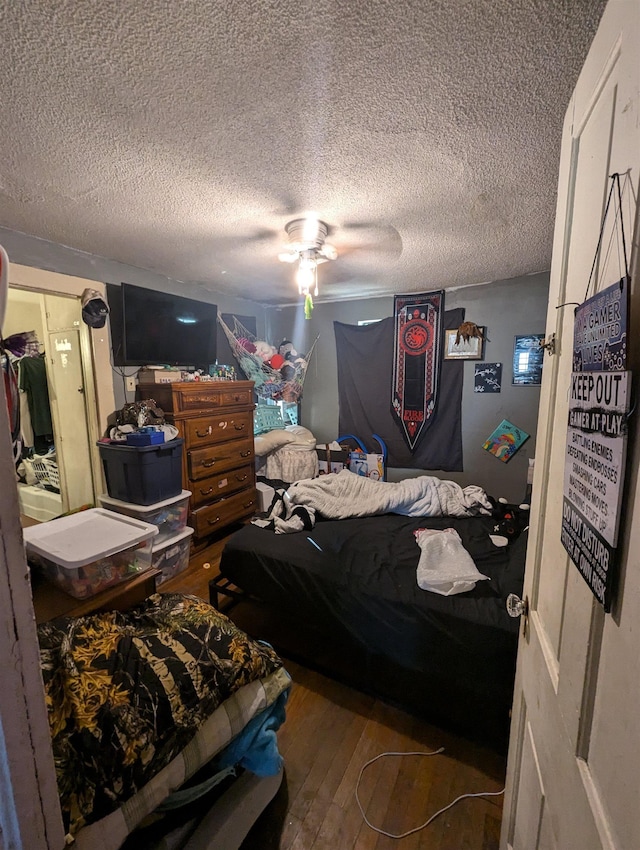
277, 218, 338, 301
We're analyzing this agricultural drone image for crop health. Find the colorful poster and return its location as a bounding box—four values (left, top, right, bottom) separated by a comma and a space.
482, 419, 529, 463
391, 292, 444, 451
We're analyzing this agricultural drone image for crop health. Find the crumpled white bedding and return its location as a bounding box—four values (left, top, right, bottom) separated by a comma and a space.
253, 468, 492, 533
414, 527, 490, 595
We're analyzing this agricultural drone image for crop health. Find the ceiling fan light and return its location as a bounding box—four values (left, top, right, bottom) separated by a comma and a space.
296, 257, 316, 294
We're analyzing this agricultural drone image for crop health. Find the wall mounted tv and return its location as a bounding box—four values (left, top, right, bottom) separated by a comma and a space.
118, 283, 218, 368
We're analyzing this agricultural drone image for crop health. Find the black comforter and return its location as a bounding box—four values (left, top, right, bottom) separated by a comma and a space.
218, 513, 527, 747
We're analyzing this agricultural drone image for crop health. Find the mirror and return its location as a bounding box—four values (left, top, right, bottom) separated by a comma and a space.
3, 287, 97, 522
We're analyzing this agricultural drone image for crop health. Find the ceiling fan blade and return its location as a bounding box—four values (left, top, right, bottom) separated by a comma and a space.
338, 222, 403, 260
278, 251, 299, 263
244, 226, 280, 244
316, 260, 360, 286
320, 243, 338, 261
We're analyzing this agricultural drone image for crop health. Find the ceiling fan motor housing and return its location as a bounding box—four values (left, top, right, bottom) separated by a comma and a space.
285, 218, 330, 252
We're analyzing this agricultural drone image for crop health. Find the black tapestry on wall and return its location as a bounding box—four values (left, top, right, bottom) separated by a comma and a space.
391, 291, 444, 450
335, 308, 465, 471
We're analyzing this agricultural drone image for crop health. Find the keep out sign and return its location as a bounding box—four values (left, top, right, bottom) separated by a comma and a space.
561, 278, 630, 610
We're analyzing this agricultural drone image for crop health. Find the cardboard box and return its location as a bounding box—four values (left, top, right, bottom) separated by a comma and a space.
138, 369, 183, 384
349, 452, 384, 481
316, 444, 350, 475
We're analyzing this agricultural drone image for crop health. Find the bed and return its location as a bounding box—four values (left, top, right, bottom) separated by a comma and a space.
38, 592, 291, 850
253, 421, 319, 485
213, 473, 528, 750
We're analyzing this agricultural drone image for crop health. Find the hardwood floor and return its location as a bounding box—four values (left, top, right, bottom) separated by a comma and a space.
257, 659, 505, 850
164, 531, 507, 850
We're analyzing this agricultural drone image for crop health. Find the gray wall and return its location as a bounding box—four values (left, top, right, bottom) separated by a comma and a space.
0, 227, 267, 413
266, 272, 550, 502
1, 225, 549, 500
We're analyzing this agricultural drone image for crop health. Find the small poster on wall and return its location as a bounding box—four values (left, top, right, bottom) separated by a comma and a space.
513, 334, 545, 385
482, 419, 530, 463
474, 362, 502, 393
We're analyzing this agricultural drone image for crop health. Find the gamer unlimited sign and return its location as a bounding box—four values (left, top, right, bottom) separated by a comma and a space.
561, 278, 630, 610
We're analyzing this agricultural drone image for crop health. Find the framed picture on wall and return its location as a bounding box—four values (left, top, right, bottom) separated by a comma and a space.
482, 419, 530, 463
513, 334, 544, 385
444, 327, 485, 360
474, 362, 502, 393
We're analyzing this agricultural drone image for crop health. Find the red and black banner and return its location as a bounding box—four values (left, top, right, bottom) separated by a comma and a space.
391, 292, 444, 451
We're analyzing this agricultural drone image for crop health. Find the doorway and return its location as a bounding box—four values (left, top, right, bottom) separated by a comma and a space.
4, 286, 98, 520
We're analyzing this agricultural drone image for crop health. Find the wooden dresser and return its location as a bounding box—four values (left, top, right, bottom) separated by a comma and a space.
138, 381, 257, 541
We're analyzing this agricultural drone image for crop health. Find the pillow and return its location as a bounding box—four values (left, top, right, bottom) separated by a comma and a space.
283, 425, 316, 450
254, 429, 296, 455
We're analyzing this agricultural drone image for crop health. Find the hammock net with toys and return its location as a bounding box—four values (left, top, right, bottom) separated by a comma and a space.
218, 315, 318, 403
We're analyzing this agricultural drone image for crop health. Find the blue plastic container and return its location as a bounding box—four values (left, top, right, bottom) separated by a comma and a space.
98, 438, 184, 505
125, 431, 165, 446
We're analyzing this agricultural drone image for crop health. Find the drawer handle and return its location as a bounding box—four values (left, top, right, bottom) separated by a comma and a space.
244, 500, 255, 508
202, 459, 216, 468
235, 473, 248, 482
234, 423, 246, 431
196, 427, 212, 438
240, 450, 252, 458
207, 516, 221, 526
199, 486, 214, 496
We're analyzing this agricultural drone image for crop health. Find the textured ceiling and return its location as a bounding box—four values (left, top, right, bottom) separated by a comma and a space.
0, 0, 606, 305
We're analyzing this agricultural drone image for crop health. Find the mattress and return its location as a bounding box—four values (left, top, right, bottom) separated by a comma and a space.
74, 667, 290, 850
219, 514, 528, 744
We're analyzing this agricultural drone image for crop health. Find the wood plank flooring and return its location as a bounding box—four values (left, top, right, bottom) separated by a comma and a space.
164, 533, 507, 850
243, 659, 505, 850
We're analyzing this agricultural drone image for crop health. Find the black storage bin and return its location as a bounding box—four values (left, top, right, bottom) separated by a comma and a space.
98, 438, 184, 506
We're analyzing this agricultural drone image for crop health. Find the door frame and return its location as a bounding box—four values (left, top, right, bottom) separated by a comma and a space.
7, 263, 116, 505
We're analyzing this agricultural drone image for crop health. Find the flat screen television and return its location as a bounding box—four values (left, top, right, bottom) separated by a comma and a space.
119, 283, 218, 367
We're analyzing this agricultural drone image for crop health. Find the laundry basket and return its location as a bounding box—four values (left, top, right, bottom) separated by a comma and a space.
24, 454, 60, 491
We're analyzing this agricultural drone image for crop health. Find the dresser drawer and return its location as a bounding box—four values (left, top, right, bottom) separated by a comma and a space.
190, 464, 254, 508
191, 488, 257, 537
188, 438, 254, 481
184, 411, 253, 449
175, 386, 254, 413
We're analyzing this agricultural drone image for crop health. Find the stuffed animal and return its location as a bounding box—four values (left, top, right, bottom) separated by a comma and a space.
237, 337, 257, 354
254, 340, 277, 362
455, 322, 484, 345
269, 353, 285, 371
239, 355, 266, 386
278, 339, 298, 361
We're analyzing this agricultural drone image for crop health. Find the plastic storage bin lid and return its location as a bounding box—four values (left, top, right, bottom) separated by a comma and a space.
99, 489, 192, 512
153, 525, 194, 553
23, 508, 158, 569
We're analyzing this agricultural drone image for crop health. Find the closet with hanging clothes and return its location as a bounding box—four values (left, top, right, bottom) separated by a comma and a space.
1, 301, 63, 521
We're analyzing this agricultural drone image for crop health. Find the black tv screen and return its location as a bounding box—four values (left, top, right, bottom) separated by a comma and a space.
120, 283, 217, 367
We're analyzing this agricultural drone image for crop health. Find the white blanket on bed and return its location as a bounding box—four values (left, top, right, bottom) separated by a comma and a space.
253, 469, 492, 533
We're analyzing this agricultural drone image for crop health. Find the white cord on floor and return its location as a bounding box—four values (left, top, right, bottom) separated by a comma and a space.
355, 748, 505, 839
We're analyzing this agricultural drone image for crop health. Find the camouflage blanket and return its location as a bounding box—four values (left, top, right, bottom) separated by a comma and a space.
38, 593, 283, 837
